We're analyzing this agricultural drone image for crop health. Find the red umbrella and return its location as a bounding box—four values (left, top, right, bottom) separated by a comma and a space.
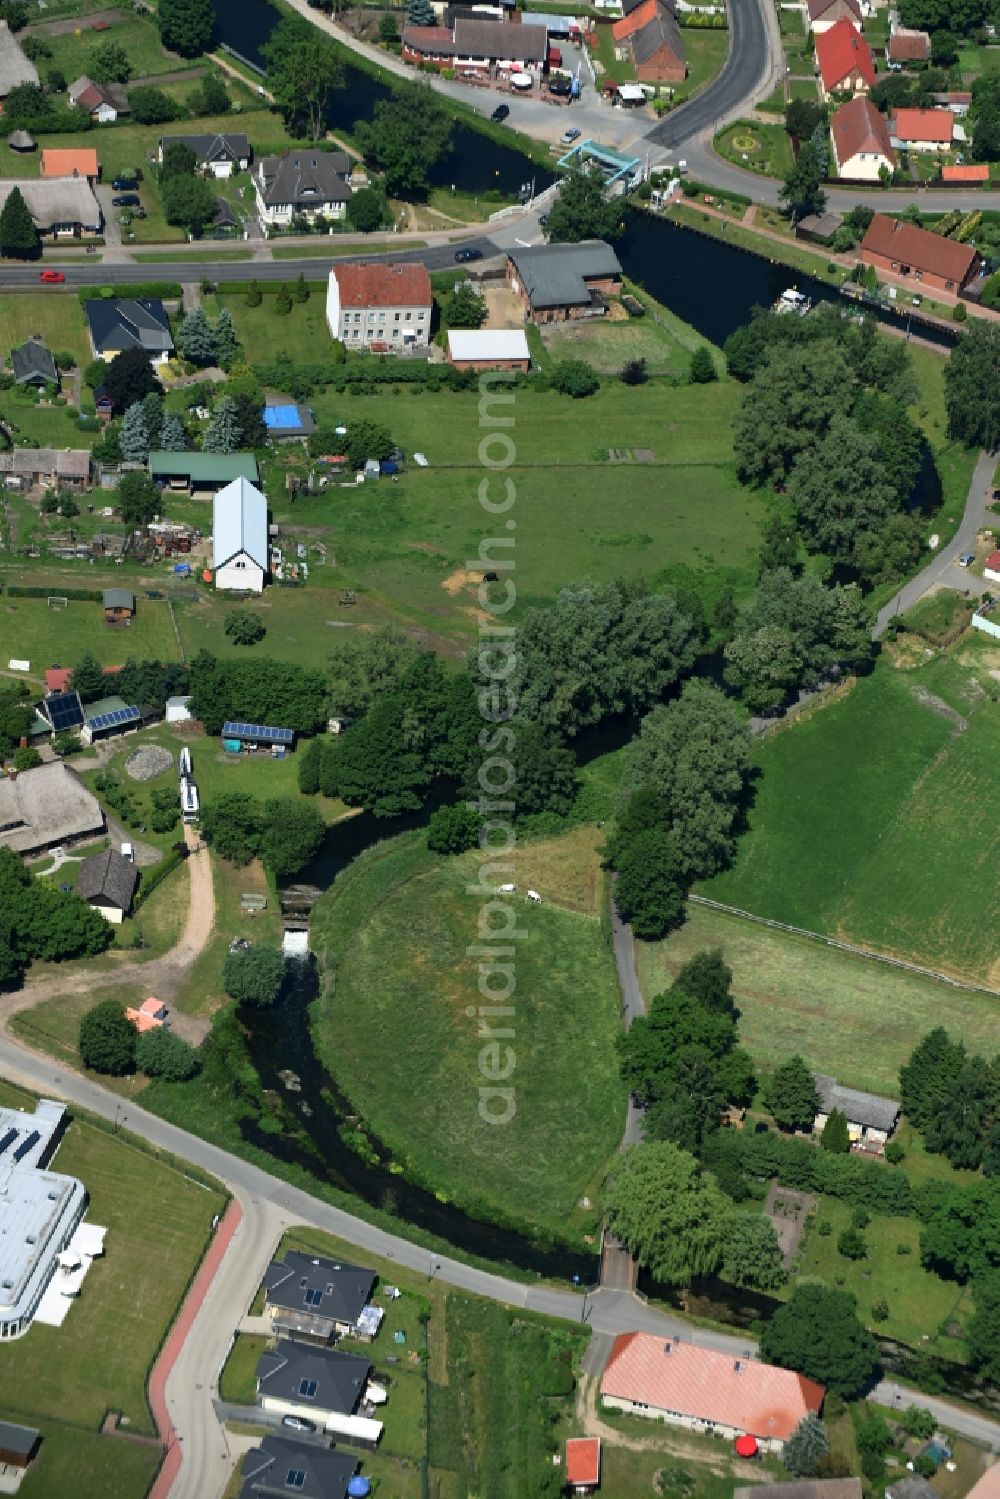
734, 1435, 758, 1458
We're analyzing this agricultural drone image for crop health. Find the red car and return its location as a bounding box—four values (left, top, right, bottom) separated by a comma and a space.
39, 269, 65, 284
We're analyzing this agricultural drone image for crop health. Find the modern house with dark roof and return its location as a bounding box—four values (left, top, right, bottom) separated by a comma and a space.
612, 0, 686, 83
213, 477, 268, 592
11, 339, 58, 390
149, 451, 259, 494
859, 212, 983, 294
830, 95, 895, 179
403, 16, 547, 73
238, 1434, 359, 1499
0, 1421, 41, 1471
600, 1334, 824, 1455
254, 150, 352, 228
815, 19, 876, 97
85, 298, 174, 364
813, 1073, 899, 1152
326, 262, 433, 351
255, 1339, 372, 1424
75, 847, 138, 925
263, 1250, 377, 1343
506, 240, 623, 322
158, 133, 251, 178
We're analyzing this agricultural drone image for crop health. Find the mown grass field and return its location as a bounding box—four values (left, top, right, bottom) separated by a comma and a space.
0, 594, 181, 673
539, 313, 716, 377
0, 1080, 223, 1440
0, 292, 93, 368
19, 1422, 160, 1499
310, 831, 626, 1236
698, 643, 1000, 982
638, 903, 1000, 1097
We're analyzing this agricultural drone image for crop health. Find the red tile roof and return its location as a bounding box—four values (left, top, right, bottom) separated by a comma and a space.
985, 551, 1000, 571
332, 261, 432, 309
45, 667, 72, 693
600, 1334, 824, 1443
941, 163, 989, 182
831, 96, 894, 169
965, 1465, 1000, 1499
892, 107, 953, 143
815, 19, 876, 91
860, 213, 981, 284
887, 27, 930, 60
613, 0, 655, 41
40, 148, 99, 179
565, 1437, 601, 1486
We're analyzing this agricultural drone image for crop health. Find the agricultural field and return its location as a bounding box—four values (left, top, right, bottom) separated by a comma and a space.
697, 641, 1000, 983
639, 903, 1000, 1097
0, 1078, 223, 1498
310, 830, 626, 1238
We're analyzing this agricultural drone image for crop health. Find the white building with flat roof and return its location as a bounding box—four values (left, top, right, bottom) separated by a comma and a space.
0, 1100, 86, 1340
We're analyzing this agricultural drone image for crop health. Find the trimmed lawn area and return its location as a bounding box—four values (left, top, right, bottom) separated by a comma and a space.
0, 1079, 224, 1437
310, 831, 626, 1238
788, 76, 819, 99
0, 398, 89, 451
795, 1199, 971, 1357
219, 1332, 267, 1404
958, 43, 1000, 78
271, 241, 426, 258
0, 594, 181, 673
42, 9, 185, 84
540, 311, 714, 376
680, 28, 730, 98
0, 292, 92, 369
715, 120, 794, 177
209, 285, 334, 363
698, 644, 1000, 982
638, 902, 1000, 1098
19, 1423, 160, 1499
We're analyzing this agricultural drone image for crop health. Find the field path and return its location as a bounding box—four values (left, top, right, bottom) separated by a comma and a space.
0, 823, 215, 1043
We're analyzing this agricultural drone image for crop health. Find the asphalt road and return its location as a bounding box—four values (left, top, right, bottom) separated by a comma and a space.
646, 0, 778, 152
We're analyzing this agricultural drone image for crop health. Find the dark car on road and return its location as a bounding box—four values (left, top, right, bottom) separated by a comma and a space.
112, 193, 141, 207
491, 104, 510, 122
455, 247, 483, 263
111, 176, 137, 190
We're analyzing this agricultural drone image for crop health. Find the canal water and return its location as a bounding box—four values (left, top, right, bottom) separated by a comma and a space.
212, 0, 555, 196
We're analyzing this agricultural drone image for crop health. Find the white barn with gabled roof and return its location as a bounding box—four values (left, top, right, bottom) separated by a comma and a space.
212, 476, 268, 593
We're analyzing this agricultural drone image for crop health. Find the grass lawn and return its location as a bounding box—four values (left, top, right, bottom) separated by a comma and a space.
901, 588, 972, 642
795, 1199, 971, 1357
219, 1332, 267, 1404
0, 1079, 224, 1436
271, 241, 428, 258
209, 286, 333, 363
42, 9, 185, 84
788, 77, 820, 99
757, 80, 786, 112
958, 43, 1000, 78
591, 20, 635, 81
680, 29, 730, 98
715, 120, 794, 178
0, 397, 89, 451
0, 595, 181, 673
310, 830, 626, 1238
539, 310, 715, 377
18, 1422, 160, 1499
698, 643, 1000, 983
0, 292, 93, 369
638, 903, 1000, 1097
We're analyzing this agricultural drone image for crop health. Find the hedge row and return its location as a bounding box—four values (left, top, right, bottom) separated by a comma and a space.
703, 1128, 916, 1216
76, 283, 182, 303
134, 844, 188, 911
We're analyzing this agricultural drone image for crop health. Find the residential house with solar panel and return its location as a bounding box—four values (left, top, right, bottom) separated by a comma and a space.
38, 689, 84, 736
213, 476, 269, 593
222, 721, 296, 759
80, 696, 141, 746
255, 1340, 382, 1446
263, 1250, 378, 1345
237, 1433, 360, 1499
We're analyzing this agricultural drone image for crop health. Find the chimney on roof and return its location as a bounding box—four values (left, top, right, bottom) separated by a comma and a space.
663, 1340, 673, 1355
733, 1360, 742, 1373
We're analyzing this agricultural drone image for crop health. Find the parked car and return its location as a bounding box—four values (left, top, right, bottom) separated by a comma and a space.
560, 126, 581, 144
491, 104, 510, 122
121, 842, 134, 863
455, 247, 483, 263
38, 269, 65, 283
111, 176, 137, 190
112, 193, 140, 207
281, 1416, 315, 1433
959, 553, 976, 568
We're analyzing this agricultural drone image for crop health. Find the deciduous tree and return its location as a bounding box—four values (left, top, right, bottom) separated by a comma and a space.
760, 1282, 880, 1396
613, 828, 686, 939
137, 1026, 199, 1080
264, 18, 343, 142
545, 166, 623, 243
79, 999, 136, 1075
720, 1213, 787, 1291
604, 1141, 730, 1284
354, 78, 452, 195
158, 0, 215, 55
945, 322, 1000, 449
103, 346, 161, 412
222, 943, 285, 1007
225, 609, 266, 646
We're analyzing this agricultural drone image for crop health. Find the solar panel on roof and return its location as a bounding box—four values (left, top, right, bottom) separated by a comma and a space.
12, 1130, 40, 1162
0, 1129, 17, 1156
88, 705, 141, 732
221, 721, 294, 744
45, 692, 84, 731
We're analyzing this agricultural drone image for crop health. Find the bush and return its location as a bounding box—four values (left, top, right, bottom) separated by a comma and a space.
851, 1206, 871, 1229
885, 1141, 905, 1164
897, 1241, 912, 1254
12, 746, 41, 771
690, 345, 718, 383
914, 1455, 938, 1478
222, 943, 284, 1008
136, 1026, 199, 1081
79, 999, 136, 1075
548, 358, 599, 398
953, 302, 967, 323
837, 1227, 867, 1260
427, 803, 479, 854
871, 1298, 889, 1322
150, 805, 179, 834
901, 1406, 935, 1440
818, 1219, 832, 1236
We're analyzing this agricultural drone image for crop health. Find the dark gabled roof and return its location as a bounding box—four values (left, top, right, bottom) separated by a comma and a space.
256, 150, 352, 209
263, 1250, 375, 1325
212, 197, 237, 230
102, 587, 135, 610
814, 1073, 899, 1132
11, 338, 57, 386
255, 1339, 371, 1416
75, 847, 138, 910
860, 213, 980, 284
630, 3, 685, 67
454, 16, 548, 59
85, 298, 173, 357
508, 240, 622, 308
0, 1421, 39, 1459
160, 132, 250, 165
239, 1434, 358, 1499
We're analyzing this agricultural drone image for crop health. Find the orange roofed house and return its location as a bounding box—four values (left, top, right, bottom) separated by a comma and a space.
611, 0, 686, 84
565, 1437, 601, 1492
941, 163, 989, 183
600, 1333, 824, 1454
859, 213, 983, 295
125, 997, 169, 1033
815, 19, 876, 98
325, 262, 432, 351
889, 106, 954, 151
40, 148, 99, 182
